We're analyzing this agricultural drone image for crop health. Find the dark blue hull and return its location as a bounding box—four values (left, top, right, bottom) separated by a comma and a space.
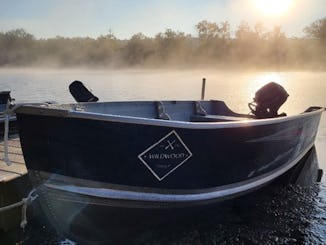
17, 107, 321, 190
14, 101, 323, 243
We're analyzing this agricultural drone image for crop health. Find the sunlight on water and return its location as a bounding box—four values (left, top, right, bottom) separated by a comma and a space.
0, 69, 324, 113
250, 72, 285, 86
246, 72, 287, 97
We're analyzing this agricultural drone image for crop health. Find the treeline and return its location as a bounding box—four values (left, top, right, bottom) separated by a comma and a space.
0, 18, 326, 69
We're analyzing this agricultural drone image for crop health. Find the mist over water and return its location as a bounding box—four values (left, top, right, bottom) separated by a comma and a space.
1, 68, 325, 244
1, 68, 325, 112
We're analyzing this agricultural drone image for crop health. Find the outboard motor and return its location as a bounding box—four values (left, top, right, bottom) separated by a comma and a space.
69, 80, 99, 102
249, 82, 289, 118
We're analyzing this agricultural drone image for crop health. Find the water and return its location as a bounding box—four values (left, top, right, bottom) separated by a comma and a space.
1, 68, 325, 244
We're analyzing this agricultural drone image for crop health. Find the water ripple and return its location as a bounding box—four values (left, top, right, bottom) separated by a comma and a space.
133, 184, 326, 245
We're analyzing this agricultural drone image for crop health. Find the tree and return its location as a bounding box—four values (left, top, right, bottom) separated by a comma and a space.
155, 29, 187, 61
267, 26, 286, 40
304, 17, 326, 40
195, 20, 231, 62
125, 33, 155, 65
196, 20, 219, 39
234, 21, 257, 62
235, 21, 253, 40
0, 29, 35, 65
254, 22, 267, 40
219, 21, 231, 40
266, 26, 287, 65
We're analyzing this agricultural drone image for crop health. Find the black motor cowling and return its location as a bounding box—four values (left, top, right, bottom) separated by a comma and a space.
249, 82, 289, 118
69, 80, 99, 102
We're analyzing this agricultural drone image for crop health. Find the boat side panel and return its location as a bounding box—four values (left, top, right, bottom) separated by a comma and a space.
17, 112, 321, 189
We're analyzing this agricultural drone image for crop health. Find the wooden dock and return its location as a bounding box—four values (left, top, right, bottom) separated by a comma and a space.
0, 135, 30, 231
0, 135, 27, 182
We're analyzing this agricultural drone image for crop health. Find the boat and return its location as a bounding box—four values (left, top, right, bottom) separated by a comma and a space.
14, 81, 324, 243
0, 91, 18, 136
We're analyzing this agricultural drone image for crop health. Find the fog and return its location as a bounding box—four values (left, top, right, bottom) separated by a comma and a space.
0, 18, 325, 70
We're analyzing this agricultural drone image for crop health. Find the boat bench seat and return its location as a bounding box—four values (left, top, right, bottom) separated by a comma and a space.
190, 114, 251, 122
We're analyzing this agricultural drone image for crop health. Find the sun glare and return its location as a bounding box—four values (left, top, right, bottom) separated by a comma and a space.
252, 0, 293, 16
247, 72, 286, 96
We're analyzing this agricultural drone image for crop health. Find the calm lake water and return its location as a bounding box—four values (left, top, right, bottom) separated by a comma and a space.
0, 68, 325, 244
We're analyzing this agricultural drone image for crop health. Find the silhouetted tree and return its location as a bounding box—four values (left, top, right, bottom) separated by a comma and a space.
125, 33, 155, 65
234, 21, 257, 62
253, 22, 267, 40
1, 29, 36, 65
196, 20, 219, 39
304, 17, 326, 40
95, 32, 121, 65
0, 19, 325, 69
266, 26, 287, 66
303, 17, 326, 65
195, 20, 231, 62
155, 29, 187, 62
219, 21, 231, 40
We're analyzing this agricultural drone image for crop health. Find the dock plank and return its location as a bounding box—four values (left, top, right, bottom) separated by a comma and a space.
0, 136, 27, 183
0, 152, 25, 164
0, 171, 22, 182
0, 145, 23, 155
0, 161, 27, 174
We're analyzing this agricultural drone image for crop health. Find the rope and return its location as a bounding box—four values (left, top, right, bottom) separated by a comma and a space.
0, 188, 39, 229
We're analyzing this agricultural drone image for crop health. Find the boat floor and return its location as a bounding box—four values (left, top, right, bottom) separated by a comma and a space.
0, 135, 26, 183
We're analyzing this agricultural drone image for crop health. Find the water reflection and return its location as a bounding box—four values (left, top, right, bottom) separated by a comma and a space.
132, 185, 323, 245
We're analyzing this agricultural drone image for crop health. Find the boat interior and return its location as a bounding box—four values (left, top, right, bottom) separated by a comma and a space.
50, 100, 254, 122
19, 81, 311, 122
26, 80, 296, 123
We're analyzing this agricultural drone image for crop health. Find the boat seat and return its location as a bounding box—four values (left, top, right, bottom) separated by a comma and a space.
190, 114, 250, 122
155, 101, 170, 120
194, 101, 207, 116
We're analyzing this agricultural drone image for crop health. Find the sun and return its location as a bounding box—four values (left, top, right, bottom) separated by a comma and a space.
252, 0, 293, 16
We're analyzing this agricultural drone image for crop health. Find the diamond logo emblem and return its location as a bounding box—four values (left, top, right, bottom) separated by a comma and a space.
138, 130, 193, 181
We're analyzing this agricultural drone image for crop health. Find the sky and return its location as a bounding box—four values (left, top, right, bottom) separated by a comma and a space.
0, 0, 325, 39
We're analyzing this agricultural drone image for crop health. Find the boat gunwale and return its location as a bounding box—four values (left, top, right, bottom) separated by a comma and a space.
15, 103, 324, 130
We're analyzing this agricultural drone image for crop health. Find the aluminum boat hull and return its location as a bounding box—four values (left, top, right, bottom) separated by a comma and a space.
14, 101, 324, 242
